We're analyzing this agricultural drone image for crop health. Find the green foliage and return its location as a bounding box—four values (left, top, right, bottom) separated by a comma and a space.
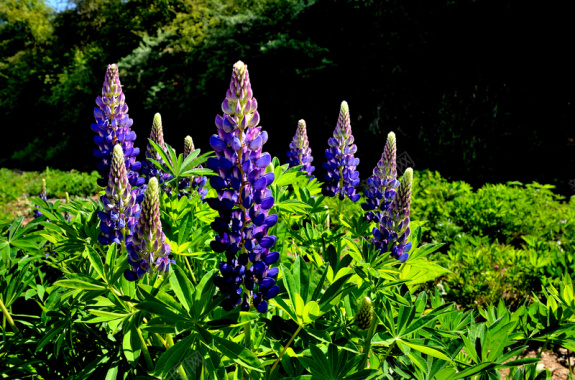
411, 170, 575, 309
0, 168, 99, 222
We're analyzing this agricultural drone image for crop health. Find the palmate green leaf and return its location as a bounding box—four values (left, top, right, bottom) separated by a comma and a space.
212, 334, 265, 372
275, 199, 313, 214
156, 333, 197, 377
281, 263, 299, 307
123, 324, 142, 367
148, 139, 174, 174
318, 273, 353, 312
303, 301, 321, 324
169, 264, 195, 313
400, 260, 450, 285
397, 339, 452, 361
35, 320, 66, 353
451, 362, 498, 379
293, 256, 310, 303
308, 263, 329, 304
271, 297, 299, 323
135, 301, 187, 321
85, 246, 106, 282
54, 279, 106, 291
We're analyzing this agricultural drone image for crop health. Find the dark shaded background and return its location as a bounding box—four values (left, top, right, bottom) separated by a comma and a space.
3, 0, 570, 195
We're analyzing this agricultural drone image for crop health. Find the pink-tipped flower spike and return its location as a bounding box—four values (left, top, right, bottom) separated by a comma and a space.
286, 119, 315, 178
322, 101, 360, 201
125, 177, 173, 280
141, 113, 172, 186
179, 135, 207, 199
208, 61, 280, 313
372, 168, 413, 262
362, 132, 400, 222
98, 144, 140, 246
92, 64, 143, 188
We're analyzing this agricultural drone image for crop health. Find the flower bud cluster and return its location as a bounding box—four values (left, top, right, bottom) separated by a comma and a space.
372, 168, 413, 262
355, 297, 374, 330
207, 61, 280, 313
286, 120, 315, 178
361, 132, 399, 223
98, 144, 141, 246
322, 101, 360, 201
125, 177, 173, 280
91, 64, 143, 188
179, 136, 207, 199
33, 179, 47, 219
141, 113, 173, 186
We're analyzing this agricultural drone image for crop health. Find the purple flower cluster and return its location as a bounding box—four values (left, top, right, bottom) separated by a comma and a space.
33, 179, 47, 219
125, 177, 173, 280
141, 113, 172, 186
286, 119, 315, 178
207, 61, 280, 313
179, 136, 207, 199
92, 64, 143, 188
361, 132, 399, 223
322, 101, 360, 201
372, 168, 413, 262
98, 144, 141, 246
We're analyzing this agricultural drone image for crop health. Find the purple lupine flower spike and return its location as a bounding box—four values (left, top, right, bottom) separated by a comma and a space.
208, 61, 280, 313
322, 101, 360, 201
92, 64, 143, 188
372, 168, 413, 263
141, 113, 172, 186
361, 132, 400, 222
33, 179, 48, 219
286, 119, 315, 178
98, 144, 140, 246
125, 177, 173, 281
179, 136, 207, 199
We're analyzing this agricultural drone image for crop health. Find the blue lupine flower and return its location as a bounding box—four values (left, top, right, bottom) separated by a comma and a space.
208, 61, 280, 313
33, 179, 47, 219
141, 113, 173, 186
124, 177, 173, 281
92, 64, 144, 188
98, 144, 140, 246
371, 168, 413, 262
286, 119, 315, 178
322, 101, 360, 201
361, 132, 399, 223
179, 135, 207, 199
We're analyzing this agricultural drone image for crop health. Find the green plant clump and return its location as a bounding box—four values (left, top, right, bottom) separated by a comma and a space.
0, 62, 573, 380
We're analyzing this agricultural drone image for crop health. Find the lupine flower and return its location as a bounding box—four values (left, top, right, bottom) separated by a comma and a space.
322, 101, 360, 201
141, 113, 172, 186
372, 168, 413, 262
92, 64, 143, 188
125, 177, 173, 281
208, 61, 280, 313
355, 297, 374, 330
179, 135, 207, 199
98, 144, 141, 246
361, 132, 400, 223
33, 179, 47, 219
286, 119, 315, 178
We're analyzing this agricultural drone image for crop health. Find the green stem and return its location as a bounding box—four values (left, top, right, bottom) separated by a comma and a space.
270, 324, 303, 373
136, 327, 154, 371
0, 297, 18, 332
362, 311, 377, 368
